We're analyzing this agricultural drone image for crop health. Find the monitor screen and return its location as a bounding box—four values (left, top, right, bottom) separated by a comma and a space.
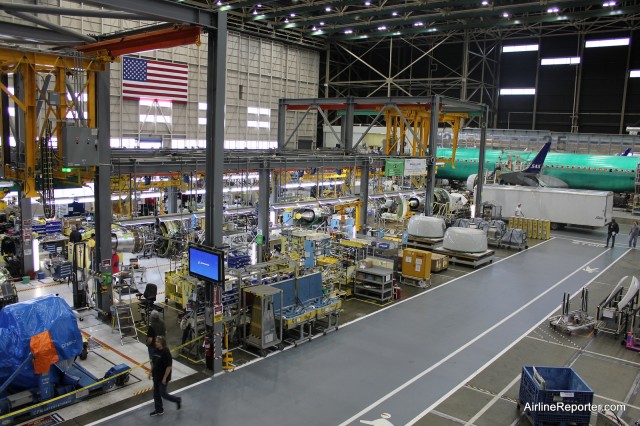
188, 245, 224, 282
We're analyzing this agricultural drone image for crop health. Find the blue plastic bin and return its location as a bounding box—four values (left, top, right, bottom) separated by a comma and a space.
519, 366, 593, 425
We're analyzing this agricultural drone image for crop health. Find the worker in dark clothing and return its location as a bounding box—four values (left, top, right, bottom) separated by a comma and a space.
605, 219, 619, 248
150, 336, 182, 416
69, 223, 83, 243
146, 311, 166, 363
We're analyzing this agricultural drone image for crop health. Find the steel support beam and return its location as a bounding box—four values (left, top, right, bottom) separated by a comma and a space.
342, 98, 354, 152
0, 4, 147, 19
257, 165, 270, 262
425, 95, 440, 216
95, 65, 113, 315
7, 11, 96, 43
475, 106, 489, 218
0, 22, 82, 44
277, 100, 287, 149
81, 0, 217, 27
204, 14, 227, 249
167, 187, 178, 214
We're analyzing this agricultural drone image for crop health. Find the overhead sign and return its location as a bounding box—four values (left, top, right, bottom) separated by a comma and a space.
404, 159, 427, 176
385, 159, 405, 177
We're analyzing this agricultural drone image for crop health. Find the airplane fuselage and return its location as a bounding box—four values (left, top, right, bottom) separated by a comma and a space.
436, 148, 639, 192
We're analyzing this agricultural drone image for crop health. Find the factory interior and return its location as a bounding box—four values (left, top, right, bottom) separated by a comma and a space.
1, 1, 640, 425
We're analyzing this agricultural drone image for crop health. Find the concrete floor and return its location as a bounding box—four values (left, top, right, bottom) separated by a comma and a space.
10, 213, 640, 426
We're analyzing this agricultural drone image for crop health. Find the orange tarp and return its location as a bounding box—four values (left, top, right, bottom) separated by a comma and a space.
30, 330, 59, 375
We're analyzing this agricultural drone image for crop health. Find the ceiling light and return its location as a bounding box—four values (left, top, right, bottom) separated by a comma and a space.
378, 25, 387, 30
392, 11, 398, 16
284, 18, 289, 22
502, 11, 510, 18
290, 13, 296, 17
393, 31, 401, 35
547, 7, 559, 13
364, 1, 371, 5
312, 26, 317, 30
216, 0, 223, 5
603, 0, 616, 5
414, 21, 424, 26
360, 35, 368, 39
253, 10, 258, 14
481, 0, 489, 5
325, 6, 331, 11
344, 29, 353, 34
319, 21, 325, 25
256, 3, 262, 6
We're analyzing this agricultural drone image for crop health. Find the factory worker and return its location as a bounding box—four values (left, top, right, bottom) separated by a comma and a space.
514, 203, 524, 217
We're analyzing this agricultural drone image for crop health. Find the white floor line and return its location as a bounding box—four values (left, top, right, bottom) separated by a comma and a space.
85, 378, 211, 426
339, 238, 555, 329
465, 374, 521, 425
525, 335, 640, 367
337, 246, 626, 426
401, 248, 630, 426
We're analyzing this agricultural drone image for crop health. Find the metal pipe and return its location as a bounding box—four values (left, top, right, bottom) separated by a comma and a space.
7, 11, 97, 43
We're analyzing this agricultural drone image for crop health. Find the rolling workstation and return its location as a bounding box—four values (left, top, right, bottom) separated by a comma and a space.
2, 1, 640, 426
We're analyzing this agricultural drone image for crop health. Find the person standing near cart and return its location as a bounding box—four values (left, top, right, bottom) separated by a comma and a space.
605, 218, 619, 248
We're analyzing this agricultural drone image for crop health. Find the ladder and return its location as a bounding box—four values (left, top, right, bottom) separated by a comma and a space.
113, 304, 138, 345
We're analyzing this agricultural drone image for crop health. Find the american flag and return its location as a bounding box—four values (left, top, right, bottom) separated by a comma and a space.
122, 57, 189, 103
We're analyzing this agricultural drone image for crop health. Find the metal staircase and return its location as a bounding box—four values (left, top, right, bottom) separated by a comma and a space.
113, 304, 138, 345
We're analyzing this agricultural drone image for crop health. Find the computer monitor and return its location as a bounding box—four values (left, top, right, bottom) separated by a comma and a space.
188, 245, 224, 282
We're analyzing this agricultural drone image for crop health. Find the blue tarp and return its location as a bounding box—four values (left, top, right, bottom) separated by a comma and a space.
0, 295, 83, 389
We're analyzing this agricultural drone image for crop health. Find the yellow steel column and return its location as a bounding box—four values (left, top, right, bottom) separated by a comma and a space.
86, 71, 96, 128
21, 63, 38, 198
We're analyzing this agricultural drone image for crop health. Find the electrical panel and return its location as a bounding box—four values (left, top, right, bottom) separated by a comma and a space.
62, 126, 99, 167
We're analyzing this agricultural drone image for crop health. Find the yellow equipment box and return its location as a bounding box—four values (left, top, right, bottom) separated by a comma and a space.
402, 248, 432, 280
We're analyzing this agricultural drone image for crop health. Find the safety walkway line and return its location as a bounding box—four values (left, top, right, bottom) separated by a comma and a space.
16, 281, 67, 293
465, 374, 520, 425
338, 246, 625, 426
402, 248, 630, 426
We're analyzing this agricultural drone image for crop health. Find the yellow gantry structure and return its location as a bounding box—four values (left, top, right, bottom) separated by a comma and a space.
383, 105, 467, 167
0, 48, 107, 198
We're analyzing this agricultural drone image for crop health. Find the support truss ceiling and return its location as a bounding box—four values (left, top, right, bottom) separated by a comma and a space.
1, 1, 639, 51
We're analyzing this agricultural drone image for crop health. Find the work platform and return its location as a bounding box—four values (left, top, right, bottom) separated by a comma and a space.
90, 238, 629, 426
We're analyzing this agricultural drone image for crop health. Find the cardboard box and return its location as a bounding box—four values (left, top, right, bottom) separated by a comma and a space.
430, 253, 449, 272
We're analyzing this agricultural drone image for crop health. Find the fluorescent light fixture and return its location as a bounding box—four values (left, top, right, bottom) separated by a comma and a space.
502, 44, 539, 53
414, 22, 424, 27
392, 11, 398, 16
224, 173, 260, 180
481, 0, 489, 5
325, 7, 331, 11
183, 189, 206, 195
378, 26, 387, 30
139, 192, 162, 199
541, 57, 580, 65
630, 70, 640, 78
319, 21, 325, 25
223, 186, 259, 193
603, 0, 616, 6
290, 13, 296, 17
585, 37, 629, 48
547, 7, 559, 13
312, 26, 317, 31
364, 1, 371, 5
344, 29, 353, 34
284, 181, 345, 189
502, 11, 510, 18
499, 88, 536, 95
